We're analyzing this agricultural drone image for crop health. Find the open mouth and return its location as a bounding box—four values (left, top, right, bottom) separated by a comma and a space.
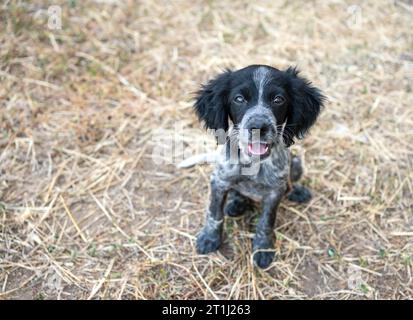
247, 142, 271, 157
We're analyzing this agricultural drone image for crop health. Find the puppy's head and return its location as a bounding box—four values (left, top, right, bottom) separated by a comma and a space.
194, 65, 325, 158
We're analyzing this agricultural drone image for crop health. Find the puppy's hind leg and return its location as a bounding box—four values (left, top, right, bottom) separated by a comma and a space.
287, 185, 312, 203
224, 190, 254, 218
290, 155, 303, 182
288, 156, 312, 203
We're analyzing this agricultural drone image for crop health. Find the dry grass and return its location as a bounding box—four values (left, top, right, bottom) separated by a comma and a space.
1, 0, 413, 300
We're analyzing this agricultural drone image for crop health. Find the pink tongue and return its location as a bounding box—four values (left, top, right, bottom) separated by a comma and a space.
248, 143, 268, 155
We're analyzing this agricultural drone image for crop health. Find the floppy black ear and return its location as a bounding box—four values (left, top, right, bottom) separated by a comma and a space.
194, 70, 232, 132
284, 67, 325, 147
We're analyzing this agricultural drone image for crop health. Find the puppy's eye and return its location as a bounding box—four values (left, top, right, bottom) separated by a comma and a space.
234, 95, 246, 104
273, 95, 285, 105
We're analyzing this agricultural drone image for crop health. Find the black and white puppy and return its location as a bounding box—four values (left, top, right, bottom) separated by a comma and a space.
192, 65, 325, 268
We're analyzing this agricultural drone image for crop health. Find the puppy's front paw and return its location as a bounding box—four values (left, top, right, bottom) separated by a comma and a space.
253, 236, 275, 268
196, 228, 222, 254
253, 250, 275, 269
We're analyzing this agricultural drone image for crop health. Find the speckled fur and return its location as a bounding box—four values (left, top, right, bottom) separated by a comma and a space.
196, 131, 290, 268
194, 65, 324, 269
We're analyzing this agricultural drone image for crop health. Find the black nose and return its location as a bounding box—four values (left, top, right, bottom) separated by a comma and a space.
246, 118, 271, 136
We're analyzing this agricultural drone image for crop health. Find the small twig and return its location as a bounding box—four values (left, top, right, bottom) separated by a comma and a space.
88, 258, 115, 300
192, 261, 219, 300
60, 195, 88, 243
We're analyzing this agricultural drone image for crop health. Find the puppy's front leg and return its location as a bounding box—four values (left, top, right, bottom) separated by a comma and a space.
253, 191, 284, 268
196, 177, 227, 254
